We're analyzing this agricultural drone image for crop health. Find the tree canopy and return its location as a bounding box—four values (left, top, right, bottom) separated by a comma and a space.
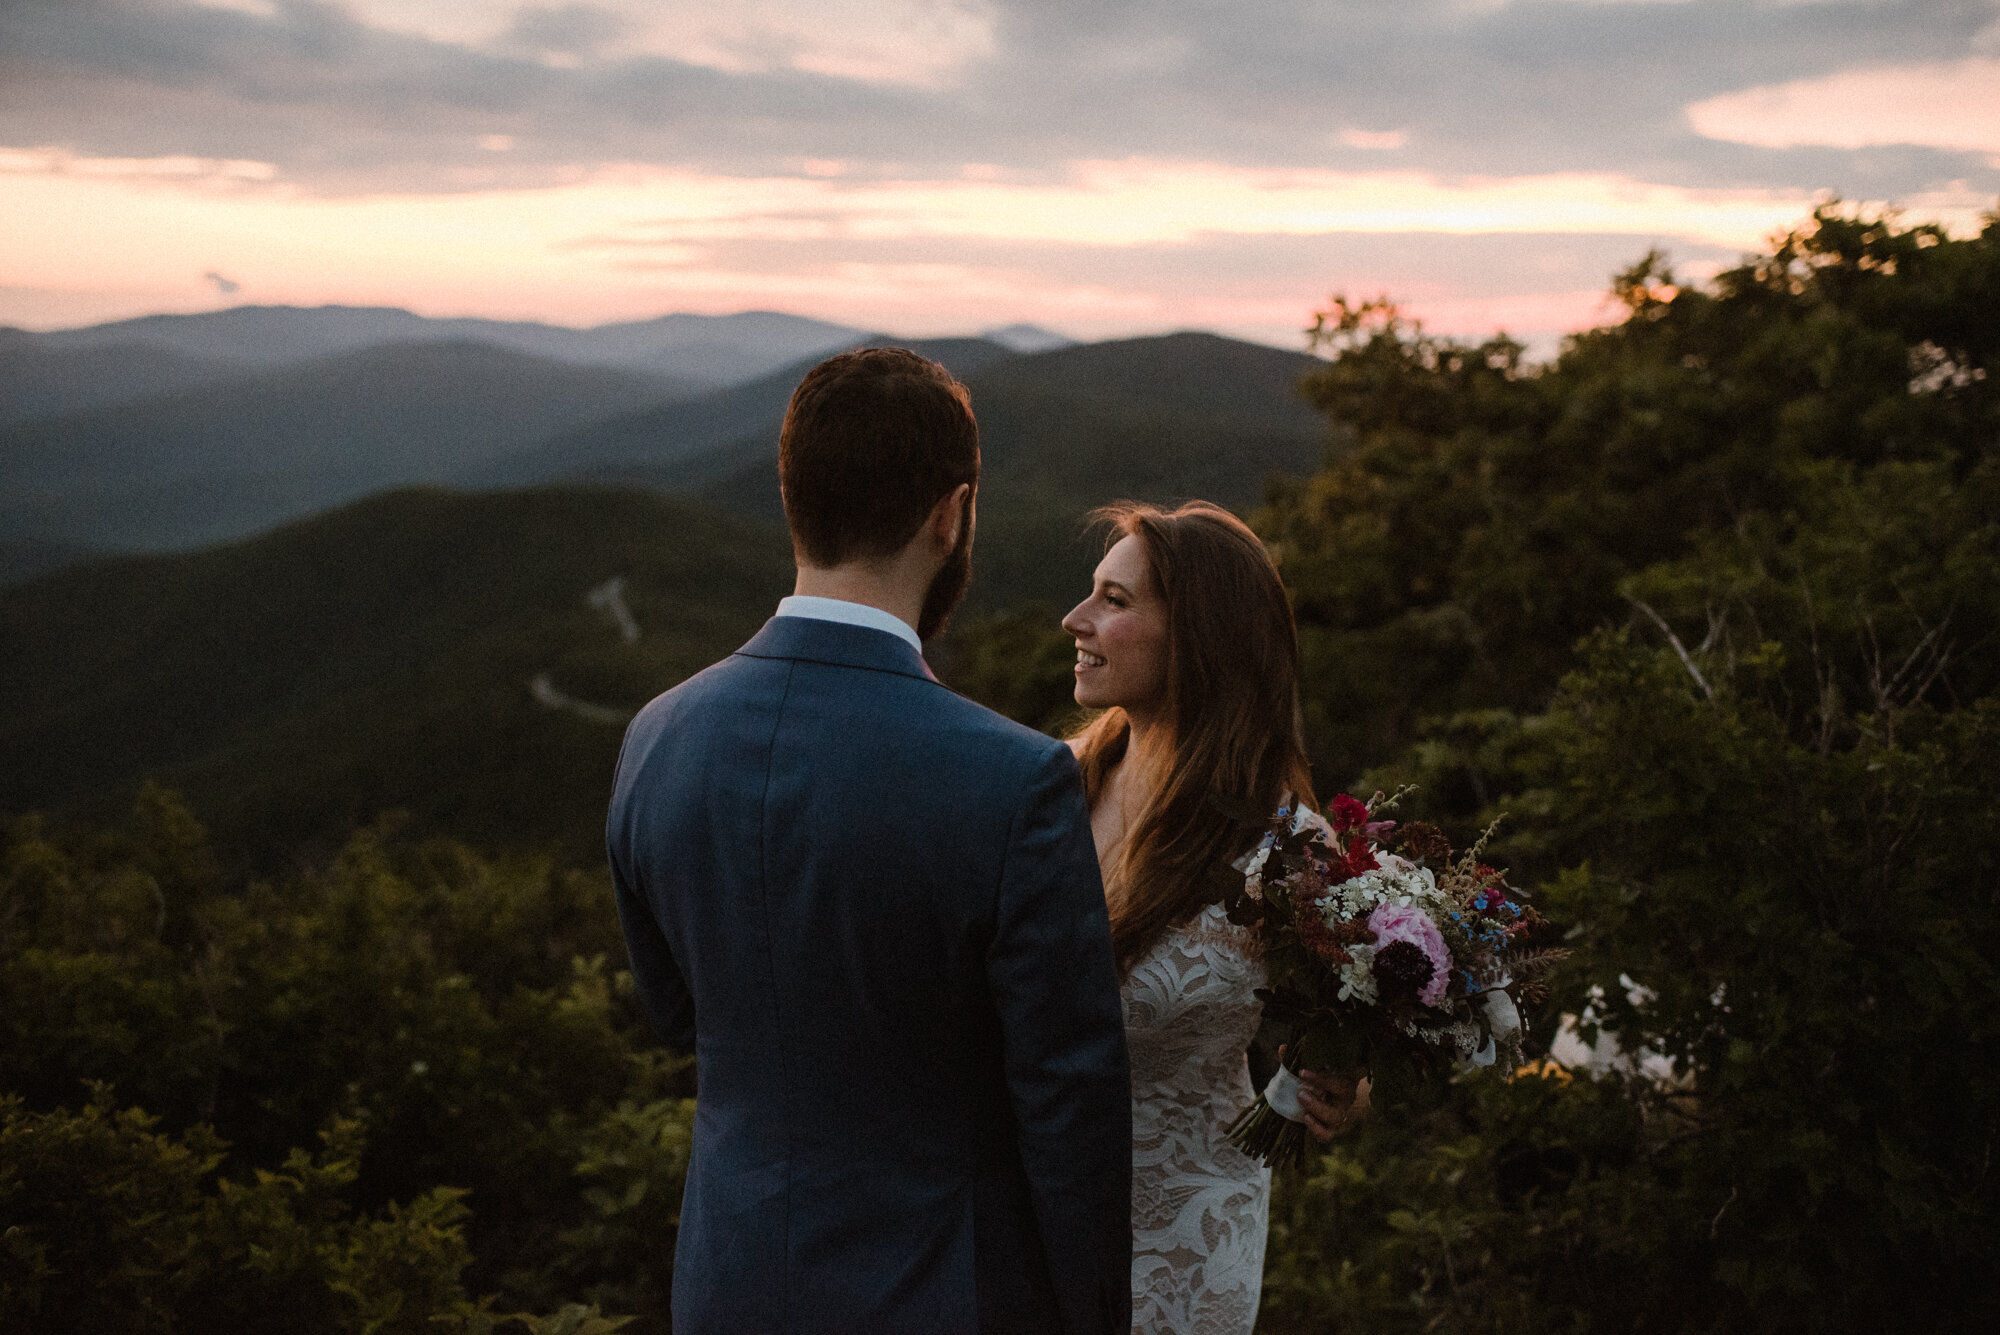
1251, 207, 2000, 1330
1261, 209, 1998, 785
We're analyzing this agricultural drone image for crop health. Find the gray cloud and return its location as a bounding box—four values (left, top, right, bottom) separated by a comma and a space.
1, 0, 1995, 198
504, 5, 628, 60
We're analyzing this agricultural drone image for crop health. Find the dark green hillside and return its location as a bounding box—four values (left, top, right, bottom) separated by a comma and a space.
0, 485, 791, 864
976, 330, 1323, 431
0, 342, 704, 552
969, 332, 1324, 605
0, 538, 101, 587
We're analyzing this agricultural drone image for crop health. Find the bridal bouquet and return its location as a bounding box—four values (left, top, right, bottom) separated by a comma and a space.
1223, 790, 1565, 1168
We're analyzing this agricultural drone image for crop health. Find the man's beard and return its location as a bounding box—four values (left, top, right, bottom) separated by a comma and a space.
917, 493, 975, 642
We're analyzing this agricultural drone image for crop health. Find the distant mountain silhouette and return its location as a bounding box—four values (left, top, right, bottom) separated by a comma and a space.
0, 341, 700, 551
0, 485, 792, 863
27, 304, 868, 385
474, 336, 1019, 494
2, 326, 1326, 609
981, 324, 1077, 353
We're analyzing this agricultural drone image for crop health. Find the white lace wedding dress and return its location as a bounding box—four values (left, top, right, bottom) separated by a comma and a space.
1121, 900, 1271, 1335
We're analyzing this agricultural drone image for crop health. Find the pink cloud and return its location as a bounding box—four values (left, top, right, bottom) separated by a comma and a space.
1687, 59, 2000, 160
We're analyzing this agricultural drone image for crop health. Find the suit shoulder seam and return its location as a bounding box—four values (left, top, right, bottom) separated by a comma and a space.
733, 648, 948, 688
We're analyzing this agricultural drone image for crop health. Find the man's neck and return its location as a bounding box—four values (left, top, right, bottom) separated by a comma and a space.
791, 563, 926, 638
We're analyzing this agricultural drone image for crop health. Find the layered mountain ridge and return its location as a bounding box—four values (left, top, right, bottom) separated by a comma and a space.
0, 318, 1333, 858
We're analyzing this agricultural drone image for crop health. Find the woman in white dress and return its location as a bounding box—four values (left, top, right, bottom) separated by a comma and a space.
1061, 501, 1361, 1335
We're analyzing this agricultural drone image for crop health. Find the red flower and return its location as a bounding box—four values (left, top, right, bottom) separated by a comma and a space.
1331, 834, 1379, 882
1329, 794, 1370, 832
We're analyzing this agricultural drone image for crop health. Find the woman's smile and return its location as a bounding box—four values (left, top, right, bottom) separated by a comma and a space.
1062, 533, 1169, 717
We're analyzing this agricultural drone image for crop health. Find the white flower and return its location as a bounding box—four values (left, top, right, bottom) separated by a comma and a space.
1233, 839, 1273, 878
1335, 944, 1380, 1004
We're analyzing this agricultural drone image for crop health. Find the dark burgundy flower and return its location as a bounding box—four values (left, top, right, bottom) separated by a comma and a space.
1395, 821, 1451, 864
1371, 939, 1436, 1002
1329, 794, 1370, 832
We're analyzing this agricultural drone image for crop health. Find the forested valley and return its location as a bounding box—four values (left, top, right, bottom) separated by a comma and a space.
4, 208, 1996, 1331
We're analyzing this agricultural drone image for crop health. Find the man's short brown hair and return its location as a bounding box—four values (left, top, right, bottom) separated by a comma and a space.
779, 347, 980, 567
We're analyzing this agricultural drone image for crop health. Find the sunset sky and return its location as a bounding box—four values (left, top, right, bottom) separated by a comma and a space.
4, 0, 1997, 348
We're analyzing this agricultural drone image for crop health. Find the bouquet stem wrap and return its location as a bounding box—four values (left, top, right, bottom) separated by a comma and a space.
1262, 1067, 1308, 1121
1225, 1028, 1349, 1172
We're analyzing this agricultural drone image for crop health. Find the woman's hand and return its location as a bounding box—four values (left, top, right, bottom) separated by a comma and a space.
1279, 1045, 1371, 1143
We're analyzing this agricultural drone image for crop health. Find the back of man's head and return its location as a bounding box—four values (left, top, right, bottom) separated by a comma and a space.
779, 348, 980, 568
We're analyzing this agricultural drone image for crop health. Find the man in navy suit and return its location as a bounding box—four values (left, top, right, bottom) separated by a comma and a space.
607, 348, 1132, 1334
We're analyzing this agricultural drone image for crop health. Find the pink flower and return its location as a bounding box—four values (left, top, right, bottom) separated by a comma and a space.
1366, 902, 1452, 1007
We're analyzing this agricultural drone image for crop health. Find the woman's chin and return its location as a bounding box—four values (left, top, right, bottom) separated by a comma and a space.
1073, 684, 1119, 712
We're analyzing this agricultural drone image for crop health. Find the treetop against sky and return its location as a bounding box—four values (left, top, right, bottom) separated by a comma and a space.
3, 0, 1997, 345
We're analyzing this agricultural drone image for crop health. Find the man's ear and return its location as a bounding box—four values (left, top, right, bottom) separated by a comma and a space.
929, 482, 973, 548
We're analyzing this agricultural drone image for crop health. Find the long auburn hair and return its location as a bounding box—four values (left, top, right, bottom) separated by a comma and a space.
1069, 501, 1317, 974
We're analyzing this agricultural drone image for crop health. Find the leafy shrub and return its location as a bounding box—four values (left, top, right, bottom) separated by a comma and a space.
1, 1092, 479, 1333
0, 797, 686, 1328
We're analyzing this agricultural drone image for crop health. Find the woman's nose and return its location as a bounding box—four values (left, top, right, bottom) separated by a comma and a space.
1060, 601, 1089, 637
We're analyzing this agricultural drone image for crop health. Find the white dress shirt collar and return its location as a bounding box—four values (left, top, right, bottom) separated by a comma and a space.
774, 594, 923, 654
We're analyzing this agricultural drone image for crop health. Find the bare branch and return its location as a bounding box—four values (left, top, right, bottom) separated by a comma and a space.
1626, 597, 1715, 701
1710, 1185, 1739, 1239
1798, 579, 1838, 755
1884, 613, 1951, 702
1696, 604, 1726, 656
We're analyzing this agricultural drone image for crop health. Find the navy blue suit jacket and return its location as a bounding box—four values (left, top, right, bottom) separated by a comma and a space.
607, 615, 1132, 1334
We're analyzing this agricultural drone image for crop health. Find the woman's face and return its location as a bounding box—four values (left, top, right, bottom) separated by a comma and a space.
1062, 533, 1169, 719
